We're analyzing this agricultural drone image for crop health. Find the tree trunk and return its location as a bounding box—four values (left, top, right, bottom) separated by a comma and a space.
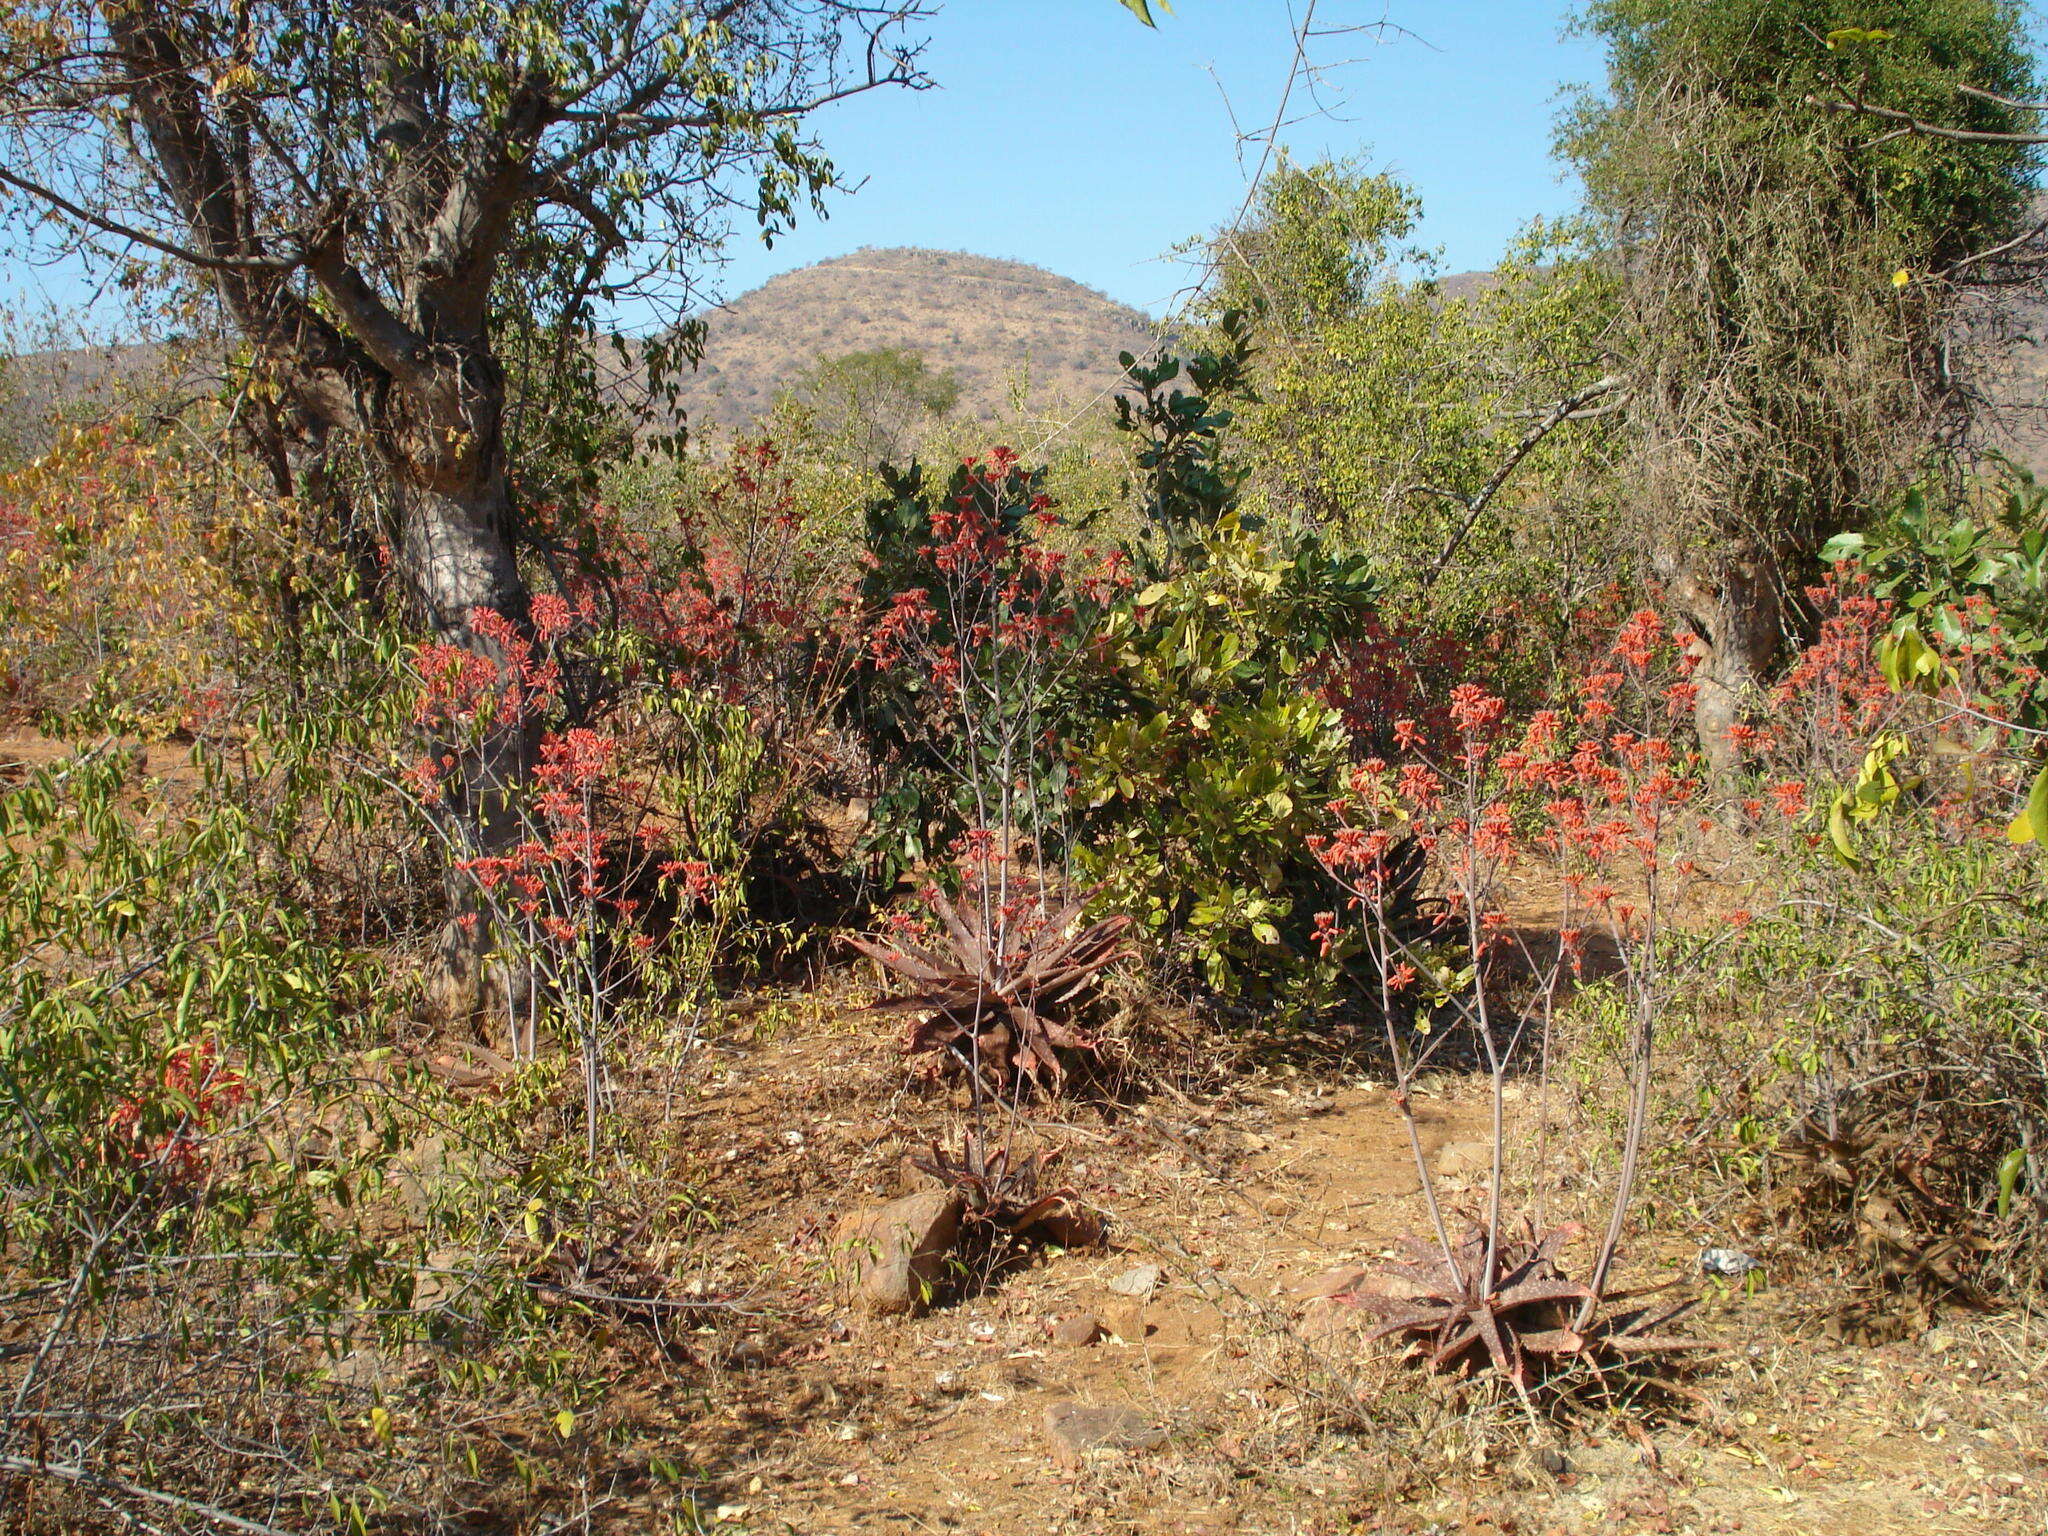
1665, 543, 1784, 780
381, 349, 540, 1041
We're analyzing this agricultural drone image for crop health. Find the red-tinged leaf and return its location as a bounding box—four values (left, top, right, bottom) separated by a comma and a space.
994, 1193, 1070, 1232
1599, 1333, 1717, 1353
1356, 1262, 1458, 1299
1428, 1320, 1485, 1369
927, 887, 988, 970
1470, 1304, 1517, 1382
1493, 1278, 1596, 1311
1598, 1276, 1685, 1304
843, 935, 958, 985
1361, 1308, 1454, 1344
1517, 1328, 1588, 1355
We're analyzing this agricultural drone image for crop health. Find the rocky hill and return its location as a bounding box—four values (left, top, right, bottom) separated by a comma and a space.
665, 247, 1161, 436
9, 247, 2044, 467
2, 249, 1163, 451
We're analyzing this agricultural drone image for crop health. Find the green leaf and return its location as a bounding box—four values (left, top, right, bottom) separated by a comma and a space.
1818, 531, 1866, 563
1997, 1148, 2026, 1219
1826, 792, 1862, 868
1884, 626, 1944, 693
2016, 764, 2048, 847
1117, 0, 1159, 23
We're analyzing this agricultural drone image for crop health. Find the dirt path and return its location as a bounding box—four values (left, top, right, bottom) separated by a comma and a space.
589, 1011, 2048, 1536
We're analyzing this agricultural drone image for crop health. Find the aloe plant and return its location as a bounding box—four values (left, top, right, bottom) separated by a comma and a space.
847, 884, 1133, 1090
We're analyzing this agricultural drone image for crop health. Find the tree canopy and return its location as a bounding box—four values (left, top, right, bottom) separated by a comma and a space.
782, 345, 961, 465
0, 0, 930, 629
1198, 157, 1625, 629
1559, 0, 2043, 763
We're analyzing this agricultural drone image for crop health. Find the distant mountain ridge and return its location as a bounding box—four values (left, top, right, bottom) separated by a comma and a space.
8, 245, 2044, 468
5, 248, 1165, 449
666, 246, 1162, 436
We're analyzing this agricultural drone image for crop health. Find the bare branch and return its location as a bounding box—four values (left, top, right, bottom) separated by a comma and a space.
0, 163, 298, 272
303, 247, 425, 381
0, 1455, 296, 1536
1958, 82, 2048, 114
1811, 92, 2048, 146
1420, 373, 1626, 591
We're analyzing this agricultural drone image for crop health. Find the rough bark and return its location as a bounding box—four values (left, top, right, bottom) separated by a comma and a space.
371, 346, 540, 1042
1663, 542, 1784, 780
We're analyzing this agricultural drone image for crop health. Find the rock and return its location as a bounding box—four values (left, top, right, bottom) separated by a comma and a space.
1053, 1313, 1105, 1347
1288, 1263, 1368, 1302
1104, 1303, 1155, 1342
1435, 1140, 1494, 1177
1698, 1246, 1762, 1278
892, 1151, 947, 1195
389, 1136, 506, 1219
1106, 1262, 1161, 1297
1032, 1208, 1105, 1249
1042, 1401, 1168, 1466
830, 1188, 964, 1316
412, 1247, 478, 1311
322, 1346, 414, 1390
718, 1334, 779, 1370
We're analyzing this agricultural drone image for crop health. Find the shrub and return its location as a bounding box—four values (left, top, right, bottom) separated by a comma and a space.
1070, 322, 1382, 1000
1309, 610, 1711, 1393
0, 422, 259, 736
1072, 510, 1374, 998
851, 449, 1095, 885
1673, 828, 2046, 1298
0, 735, 422, 1526
1665, 469, 2048, 1299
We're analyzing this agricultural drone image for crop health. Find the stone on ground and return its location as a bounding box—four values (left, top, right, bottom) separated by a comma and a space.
1042, 1400, 1168, 1465
1053, 1312, 1105, 1346
830, 1188, 964, 1316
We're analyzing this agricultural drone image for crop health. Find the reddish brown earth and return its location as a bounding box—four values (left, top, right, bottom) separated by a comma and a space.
523, 1000, 2048, 1536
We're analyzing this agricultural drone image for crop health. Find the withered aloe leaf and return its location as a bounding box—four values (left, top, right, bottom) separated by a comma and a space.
1342, 1222, 1700, 1389
846, 885, 1130, 1091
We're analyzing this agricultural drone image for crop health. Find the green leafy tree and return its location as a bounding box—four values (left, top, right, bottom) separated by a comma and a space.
0, 0, 928, 895
783, 345, 961, 465
1197, 158, 1628, 632
1209, 155, 1426, 346
1559, 0, 2041, 770
1075, 323, 1383, 1000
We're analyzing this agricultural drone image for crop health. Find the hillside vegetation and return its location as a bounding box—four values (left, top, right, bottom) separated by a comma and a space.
16, 245, 2048, 472
4, 249, 1154, 444
4, 4, 2048, 1536
666, 248, 1161, 437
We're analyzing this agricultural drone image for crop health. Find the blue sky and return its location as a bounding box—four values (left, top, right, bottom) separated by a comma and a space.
2, 1, 1604, 335
713, 0, 1604, 315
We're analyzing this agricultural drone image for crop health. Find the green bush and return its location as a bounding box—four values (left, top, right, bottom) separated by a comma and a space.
1666, 818, 2045, 1292
0, 735, 406, 1260
1070, 321, 1380, 1001
1072, 511, 1372, 998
